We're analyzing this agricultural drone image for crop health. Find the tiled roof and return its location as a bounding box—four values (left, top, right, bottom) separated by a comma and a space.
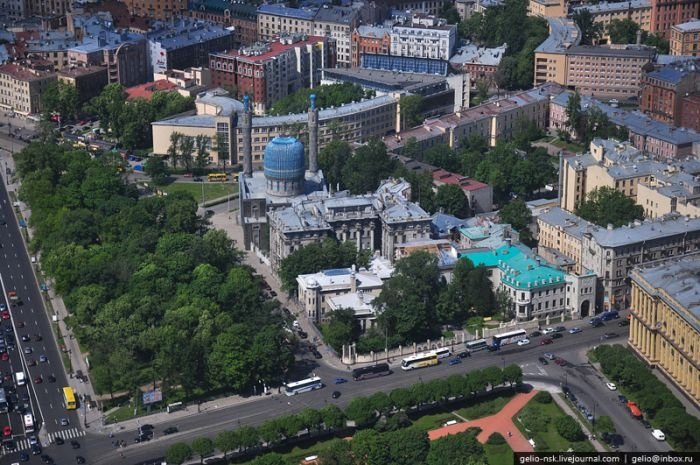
125, 80, 178, 101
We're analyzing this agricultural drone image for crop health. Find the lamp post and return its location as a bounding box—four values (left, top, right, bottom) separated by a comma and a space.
84, 396, 88, 428
501, 357, 505, 370
592, 401, 597, 430
68, 348, 73, 378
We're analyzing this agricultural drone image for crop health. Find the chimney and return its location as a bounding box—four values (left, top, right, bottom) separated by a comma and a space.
350, 264, 357, 293
308, 94, 319, 174
241, 95, 253, 177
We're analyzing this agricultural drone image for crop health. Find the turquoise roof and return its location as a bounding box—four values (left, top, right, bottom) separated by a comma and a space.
460, 244, 566, 290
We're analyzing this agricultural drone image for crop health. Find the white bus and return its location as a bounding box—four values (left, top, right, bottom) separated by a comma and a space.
465, 339, 489, 353
23, 413, 34, 434
401, 352, 439, 371
492, 329, 527, 349
0, 388, 7, 413
284, 376, 323, 396
431, 347, 452, 359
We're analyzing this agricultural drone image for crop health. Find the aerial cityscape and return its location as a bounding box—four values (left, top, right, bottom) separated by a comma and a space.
0, 0, 698, 464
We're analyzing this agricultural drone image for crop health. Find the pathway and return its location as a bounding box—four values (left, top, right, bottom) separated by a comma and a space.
428, 390, 537, 452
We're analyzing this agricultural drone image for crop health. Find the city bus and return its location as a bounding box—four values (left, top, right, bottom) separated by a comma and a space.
491, 329, 528, 349
465, 338, 489, 353
0, 387, 7, 413
431, 347, 452, 359
63, 386, 77, 410
352, 363, 391, 381
208, 173, 228, 182
23, 413, 34, 434
401, 352, 439, 371
284, 376, 323, 396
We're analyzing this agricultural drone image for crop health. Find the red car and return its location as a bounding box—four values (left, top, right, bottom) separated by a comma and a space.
540, 337, 553, 345
1, 311, 9, 320
1, 353, 8, 361
34, 375, 42, 384
3, 371, 11, 381
79, 119, 87, 125
2, 425, 11, 437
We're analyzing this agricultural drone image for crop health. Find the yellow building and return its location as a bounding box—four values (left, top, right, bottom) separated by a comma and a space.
572, 1, 652, 42
0, 64, 56, 116
629, 256, 700, 406
636, 163, 700, 219
537, 207, 592, 274
670, 19, 700, 56
528, 0, 567, 18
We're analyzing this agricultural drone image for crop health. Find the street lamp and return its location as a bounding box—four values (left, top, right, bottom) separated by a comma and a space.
68, 348, 73, 378
592, 401, 597, 430
501, 357, 505, 370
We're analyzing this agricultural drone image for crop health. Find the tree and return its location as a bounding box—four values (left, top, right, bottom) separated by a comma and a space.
215, 430, 238, 460
318, 139, 352, 189
607, 18, 640, 44
84, 83, 126, 135
167, 132, 183, 168
144, 156, 169, 185
318, 439, 354, 465
194, 135, 210, 174
345, 396, 376, 426
435, 184, 470, 218
495, 288, 514, 321
644, 33, 670, 54
375, 251, 442, 344
555, 416, 585, 441
594, 415, 615, 433
427, 431, 486, 465
573, 9, 602, 45
575, 186, 644, 228
191, 437, 214, 464
565, 92, 583, 134
341, 138, 397, 195
322, 308, 361, 352
399, 94, 425, 129
387, 428, 430, 465
249, 453, 289, 465
352, 429, 390, 465
179, 136, 195, 172
41, 81, 79, 121
269, 82, 374, 115
165, 442, 192, 465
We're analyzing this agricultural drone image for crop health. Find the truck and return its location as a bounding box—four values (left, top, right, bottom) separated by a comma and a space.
23, 413, 34, 433
14, 371, 25, 386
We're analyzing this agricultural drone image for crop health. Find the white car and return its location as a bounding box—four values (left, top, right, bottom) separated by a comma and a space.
516, 338, 531, 346
606, 382, 617, 391
542, 327, 555, 335
651, 429, 665, 441
569, 327, 582, 334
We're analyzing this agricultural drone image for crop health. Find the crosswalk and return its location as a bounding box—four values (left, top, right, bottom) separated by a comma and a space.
4, 427, 85, 454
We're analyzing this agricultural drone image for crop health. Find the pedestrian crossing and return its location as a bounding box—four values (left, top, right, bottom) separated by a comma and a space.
3, 427, 86, 454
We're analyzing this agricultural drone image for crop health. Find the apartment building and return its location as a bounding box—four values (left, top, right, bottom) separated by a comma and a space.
26, 0, 71, 17
534, 18, 581, 86
680, 93, 700, 131
0, 64, 56, 116
313, 5, 359, 68
449, 43, 506, 85
537, 207, 593, 275
636, 158, 700, 218
671, 19, 700, 56
57, 65, 108, 104
650, 0, 700, 39
389, 15, 457, 61
629, 256, 700, 405
6, 0, 25, 21
572, 1, 652, 41
209, 34, 334, 115
528, 0, 567, 18
351, 25, 392, 68
640, 59, 700, 126
385, 0, 452, 16
188, 0, 258, 46
121, 0, 188, 21
153, 67, 211, 97
455, 0, 477, 20
257, 4, 315, 42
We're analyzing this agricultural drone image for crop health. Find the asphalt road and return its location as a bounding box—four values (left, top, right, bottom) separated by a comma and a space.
0, 170, 82, 462
59, 322, 673, 465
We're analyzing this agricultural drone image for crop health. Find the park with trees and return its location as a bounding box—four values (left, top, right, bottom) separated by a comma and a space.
268, 83, 375, 116
14, 141, 293, 405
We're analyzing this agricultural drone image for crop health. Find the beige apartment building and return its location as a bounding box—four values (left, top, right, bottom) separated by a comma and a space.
572, 1, 652, 41
0, 64, 56, 116
313, 6, 359, 68
528, 0, 567, 18
636, 159, 700, 218
534, 18, 579, 86
257, 4, 315, 42
537, 207, 592, 274
629, 256, 700, 406
670, 19, 700, 56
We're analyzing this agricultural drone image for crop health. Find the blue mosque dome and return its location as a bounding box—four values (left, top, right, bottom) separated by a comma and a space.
264, 136, 305, 197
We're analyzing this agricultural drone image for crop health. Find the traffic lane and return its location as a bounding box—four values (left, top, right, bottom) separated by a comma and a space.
0, 182, 78, 432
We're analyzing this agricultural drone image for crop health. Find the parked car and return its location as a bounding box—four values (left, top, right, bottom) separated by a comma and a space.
651, 429, 666, 441
555, 326, 566, 332
458, 351, 471, 359
543, 352, 556, 360
331, 391, 341, 399
163, 426, 178, 435
516, 338, 531, 346
603, 333, 620, 339
448, 357, 462, 366
568, 327, 582, 334
529, 331, 542, 338
538, 357, 548, 365
606, 382, 617, 391
542, 327, 555, 335
334, 378, 347, 384
618, 320, 630, 327
551, 333, 563, 340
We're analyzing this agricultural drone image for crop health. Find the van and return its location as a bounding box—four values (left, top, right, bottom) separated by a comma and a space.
15, 371, 25, 386
30, 256, 36, 264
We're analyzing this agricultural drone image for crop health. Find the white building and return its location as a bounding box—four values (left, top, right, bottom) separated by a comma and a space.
389, 15, 457, 61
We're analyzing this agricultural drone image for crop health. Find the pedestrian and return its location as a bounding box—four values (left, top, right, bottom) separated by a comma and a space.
508, 431, 512, 437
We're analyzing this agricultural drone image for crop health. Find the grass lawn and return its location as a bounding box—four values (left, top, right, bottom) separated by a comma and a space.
548, 138, 585, 153
484, 442, 514, 465
236, 436, 346, 464
161, 181, 239, 203
411, 411, 460, 432
515, 398, 595, 452
456, 392, 514, 420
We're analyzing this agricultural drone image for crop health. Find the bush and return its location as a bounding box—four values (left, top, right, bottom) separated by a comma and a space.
486, 432, 506, 444
555, 416, 585, 442
534, 391, 552, 404
534, 433, 550, 451
519, 407, 550, 433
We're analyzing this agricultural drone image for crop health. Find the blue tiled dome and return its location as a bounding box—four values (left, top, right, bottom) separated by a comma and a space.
263, 136, 305, 182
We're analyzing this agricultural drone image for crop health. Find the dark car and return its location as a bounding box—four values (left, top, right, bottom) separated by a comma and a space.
538, 356, 549, 365
71, 440, 80, 449
193, 177, 202, 182
2, 440, 15, 451
603, 332, 620, 339
529, 331, 542, 338
641, 419, 652, 429
312, 351, 323, 359
448, 357, 462, 366
135, 433, 152, 443
540, 338, 553, 345
76, 456, 86, 464
31, 443, 41, 455
618, 395, 627, 404
551, 333, 563, 340
163, 426, 178, 435
298, 331, 308, 339
41, 454, 52, 463
618, 320, 630, 327
458, 351, 471, 359
331, 391, 341, 399
33, 334, 42, 341
54, 436, 64, 445
591, 319, 604, 328
487, 345, 499, 352
47, 375, 56, 383
555, 326, 566, 332
20, 452, 29, 461
139, 424, 154, 432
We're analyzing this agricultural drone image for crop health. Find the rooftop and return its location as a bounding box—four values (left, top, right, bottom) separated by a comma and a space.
355, 24, 392, 38
0, 63, 54, 81
535, 17, 581, 54
573, 0, 650, 14
322, 67, 446, 93
461, 243, 567, 290
257, 3, 316, 20
191, 0, 258, 19
196, 88, 245, 116
212, 34, 325, 63
631, 254, 700, 331
672, 19, 700, 32
313, 5, 358, 25
566, 44, 656, 59
125, 79, 178, 101
645, 59, 700, 85
147, 19, 233, 50
431, 212, 470, 237
432, 169, 490, 192
57, 65, 107, 78
537, 207, 593, 241
297, 266, 384, 290
591, 213, 700, 247
449, 43, 507, 67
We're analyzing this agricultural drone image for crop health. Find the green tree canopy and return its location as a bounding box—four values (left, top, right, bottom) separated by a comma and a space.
575, 186, 644, 228
269, 82, 374, 115
399, 94, 425, 128
607, 18, 640, 44
165, 443, 192, 465
341, 138, 398, 195
41, 81, 79, 121
435, 184, 471, 218
322, 308, 362, 352
427, 431, 486, 465
573, 9, 602, 45
319, 139, 352, 189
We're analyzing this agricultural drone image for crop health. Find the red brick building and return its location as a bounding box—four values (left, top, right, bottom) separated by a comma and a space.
351, 25, 391, 68
681, 94, 700, 131
650, 0, 700, 39
640, 60, 700, 126
209, 34, 336, 115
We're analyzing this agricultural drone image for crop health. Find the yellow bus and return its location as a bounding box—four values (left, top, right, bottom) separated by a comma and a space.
63, 387, 77, 410
208, 173, 228, 182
